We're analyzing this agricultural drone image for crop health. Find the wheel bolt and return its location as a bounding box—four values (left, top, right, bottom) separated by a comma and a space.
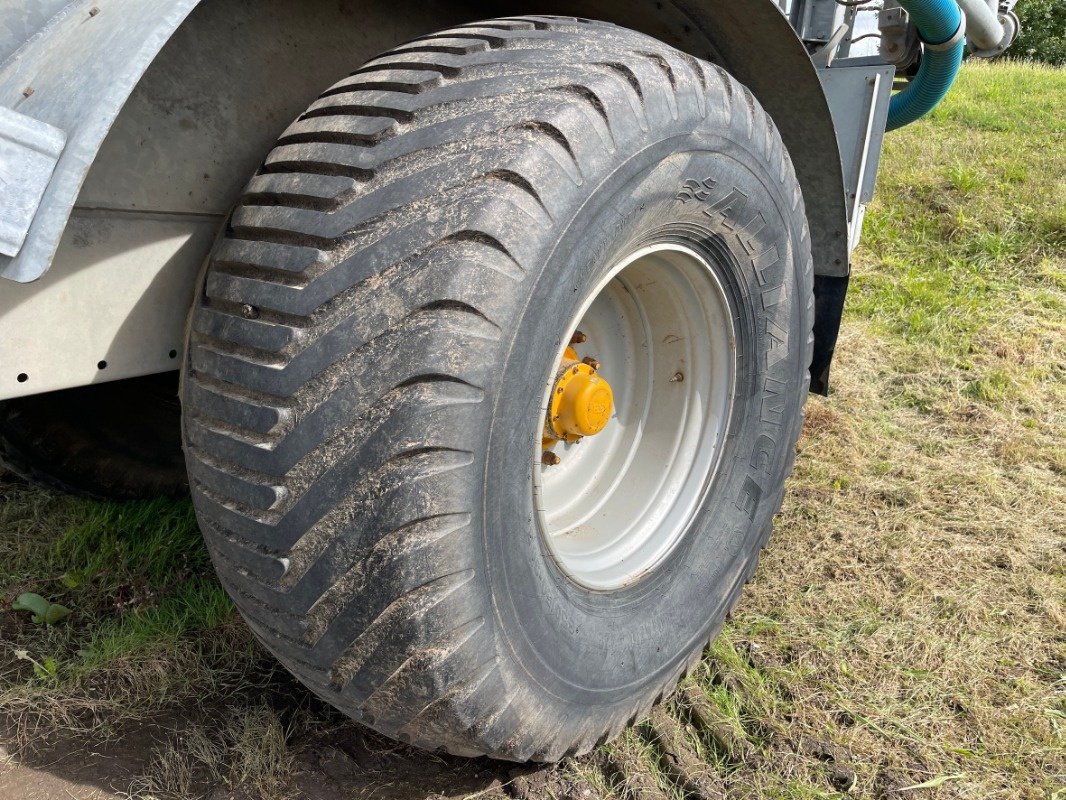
541, 451, 561, 466
582, 356, 600, 371
570, 331, 588, 345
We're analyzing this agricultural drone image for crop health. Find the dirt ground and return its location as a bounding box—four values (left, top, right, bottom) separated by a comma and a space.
0, 711, 543, 800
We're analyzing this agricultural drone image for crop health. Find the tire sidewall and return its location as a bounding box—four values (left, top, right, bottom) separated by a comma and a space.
483, 131, 809, 708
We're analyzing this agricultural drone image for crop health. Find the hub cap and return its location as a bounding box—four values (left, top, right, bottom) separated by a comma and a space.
533, 243, 738, 591
543, 346, 615, 446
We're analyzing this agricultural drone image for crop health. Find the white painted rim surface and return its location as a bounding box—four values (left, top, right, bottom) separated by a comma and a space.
532, 243, 738, 591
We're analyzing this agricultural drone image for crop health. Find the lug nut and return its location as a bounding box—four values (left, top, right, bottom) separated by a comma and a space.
582, 356, 600, 371
541, 451, 561, 466
570, 331, 588, 345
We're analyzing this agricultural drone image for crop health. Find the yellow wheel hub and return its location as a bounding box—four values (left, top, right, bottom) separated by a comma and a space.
544, 344, 614, 448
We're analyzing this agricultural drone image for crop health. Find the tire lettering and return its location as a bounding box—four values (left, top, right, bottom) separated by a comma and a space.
765, 318, 789, 369
678, 177, 784, 290
750, 434, 776, 474
676, 176, 792, 527
676, 177, 718, 204
751, 245, 780, 286
761, 375, 787, 427
737, 211, 769, 254
761, 286, 784, 309
736, 476, 762, 520
701, 187, 748, 228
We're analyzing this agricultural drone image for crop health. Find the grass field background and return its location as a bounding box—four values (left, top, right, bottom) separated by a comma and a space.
1, 61, 1063, 799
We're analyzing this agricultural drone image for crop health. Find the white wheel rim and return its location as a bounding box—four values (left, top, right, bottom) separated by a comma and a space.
532, 243, 737, 591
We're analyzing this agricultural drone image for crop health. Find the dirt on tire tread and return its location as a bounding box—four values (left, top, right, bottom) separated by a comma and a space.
183, 15, 813, 762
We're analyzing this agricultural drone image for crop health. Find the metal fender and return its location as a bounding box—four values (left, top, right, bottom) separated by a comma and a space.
0, 0, 847, 284
0, 0, 201, 282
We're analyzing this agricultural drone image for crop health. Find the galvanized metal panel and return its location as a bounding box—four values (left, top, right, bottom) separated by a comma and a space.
818, 62, 894, 249
0, 0, 73, 66
0, 210, 214, 400
0, 106, 65, 256
0, 0, 482, 398
0, 0, 200, 282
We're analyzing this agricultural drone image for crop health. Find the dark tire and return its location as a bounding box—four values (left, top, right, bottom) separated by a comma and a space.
182, 16, 813, 761
0, 373, 187, 500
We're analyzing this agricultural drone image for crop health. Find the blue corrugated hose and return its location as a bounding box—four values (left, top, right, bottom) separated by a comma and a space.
887, 0, 965, 130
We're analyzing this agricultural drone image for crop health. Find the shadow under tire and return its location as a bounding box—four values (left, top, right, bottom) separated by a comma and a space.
182, 16, 814, 761
0, 374, 187, 500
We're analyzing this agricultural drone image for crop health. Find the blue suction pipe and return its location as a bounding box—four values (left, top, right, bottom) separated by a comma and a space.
887, 0, 966, 131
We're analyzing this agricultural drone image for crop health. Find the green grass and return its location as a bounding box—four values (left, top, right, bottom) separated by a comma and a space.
720, 60, 1065, 799
0, 491, 265, 737
1, 61, 1064, 799
853, 63, 1065, 369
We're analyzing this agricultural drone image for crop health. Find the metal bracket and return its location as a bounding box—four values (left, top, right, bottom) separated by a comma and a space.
967, 10, 1018, 58
926, 20, 967, 52
0, 108, 65, 257
879, 6, 919, 68
811, 24, 849, 68
817, 63, 894, 251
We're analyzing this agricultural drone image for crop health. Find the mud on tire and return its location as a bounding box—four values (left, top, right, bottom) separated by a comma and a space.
182, 16, 814, 761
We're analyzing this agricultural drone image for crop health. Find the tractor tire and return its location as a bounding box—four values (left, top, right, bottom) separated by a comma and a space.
0, 373, 187, 500
182, 16, 813, 761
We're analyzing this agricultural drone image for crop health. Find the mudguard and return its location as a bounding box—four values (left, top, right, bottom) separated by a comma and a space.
0, 0, 848, 284
0, 0, 201, 282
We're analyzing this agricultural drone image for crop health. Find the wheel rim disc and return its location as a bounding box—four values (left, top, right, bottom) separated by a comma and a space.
533, 243, 737, 591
